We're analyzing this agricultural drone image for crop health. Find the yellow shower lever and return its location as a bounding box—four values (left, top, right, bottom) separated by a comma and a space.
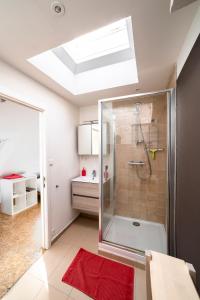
149, 148, 158, 160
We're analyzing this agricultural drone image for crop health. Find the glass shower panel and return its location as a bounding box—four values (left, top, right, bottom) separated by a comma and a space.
101, 93, 168, 254
101, 101, 115, 239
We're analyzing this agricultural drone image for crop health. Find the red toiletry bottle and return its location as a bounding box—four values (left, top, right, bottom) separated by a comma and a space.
82, 168, 86, 176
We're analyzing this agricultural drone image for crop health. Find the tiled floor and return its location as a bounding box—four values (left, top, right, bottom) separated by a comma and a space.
2, 216, 147, 300
104, 215, 167, 253
0, 204, 42, 298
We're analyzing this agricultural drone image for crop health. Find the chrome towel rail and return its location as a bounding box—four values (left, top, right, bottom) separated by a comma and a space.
128, 160, 145, 166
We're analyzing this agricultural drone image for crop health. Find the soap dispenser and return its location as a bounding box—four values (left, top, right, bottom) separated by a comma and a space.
81, 167, 86, 176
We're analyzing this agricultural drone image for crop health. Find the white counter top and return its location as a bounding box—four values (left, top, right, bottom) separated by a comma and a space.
72, 176, 99, 184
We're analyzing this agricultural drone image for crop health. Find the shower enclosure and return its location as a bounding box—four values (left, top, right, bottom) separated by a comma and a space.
99, 90, 175, 259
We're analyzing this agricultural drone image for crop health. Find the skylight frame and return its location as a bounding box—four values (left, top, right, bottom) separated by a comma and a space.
62, 18, 131, 64
27, 16, 138, 95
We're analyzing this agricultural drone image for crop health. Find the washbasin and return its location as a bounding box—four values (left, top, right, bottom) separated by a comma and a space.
72, 176, 99, 184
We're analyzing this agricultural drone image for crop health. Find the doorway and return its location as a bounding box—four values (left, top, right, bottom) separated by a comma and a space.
0, 94, 48, 298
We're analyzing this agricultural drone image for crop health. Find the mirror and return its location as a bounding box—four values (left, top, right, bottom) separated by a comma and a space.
92, 124, 99, 155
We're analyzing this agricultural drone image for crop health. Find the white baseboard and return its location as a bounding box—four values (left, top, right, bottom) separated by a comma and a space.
51, 212, 80, 243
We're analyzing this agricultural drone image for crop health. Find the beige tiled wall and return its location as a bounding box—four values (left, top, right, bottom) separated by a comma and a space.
113, 94, 167, 224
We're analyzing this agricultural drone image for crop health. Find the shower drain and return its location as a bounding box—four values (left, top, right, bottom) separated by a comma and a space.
132, 221, 140, 227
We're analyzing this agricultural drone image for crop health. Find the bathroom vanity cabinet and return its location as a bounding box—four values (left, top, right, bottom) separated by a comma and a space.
72, 177, 99, 213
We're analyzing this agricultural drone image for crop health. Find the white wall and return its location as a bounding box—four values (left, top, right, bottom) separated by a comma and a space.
79, 105, 98, 124
79, 156, 99, 178
79, 105, 99, 177
0, 59, 80, 242
0, 101, 39, 176
177, 4, 200, 77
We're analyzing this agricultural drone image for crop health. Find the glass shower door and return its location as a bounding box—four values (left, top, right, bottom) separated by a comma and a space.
100, 92, 169, 254
100, 101, 115, 240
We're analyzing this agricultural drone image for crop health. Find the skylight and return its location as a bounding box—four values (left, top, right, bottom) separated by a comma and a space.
63, 18, 130, 63
28, 16, 138, 95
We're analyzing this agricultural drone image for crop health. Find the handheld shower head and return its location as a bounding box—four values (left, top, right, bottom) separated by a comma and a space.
133, 102, 141, 114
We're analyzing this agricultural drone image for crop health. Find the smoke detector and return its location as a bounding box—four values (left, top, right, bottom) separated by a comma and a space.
51, 2, 65, 16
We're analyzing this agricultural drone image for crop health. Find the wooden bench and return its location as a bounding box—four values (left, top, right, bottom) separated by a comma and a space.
146, 251, 199, 300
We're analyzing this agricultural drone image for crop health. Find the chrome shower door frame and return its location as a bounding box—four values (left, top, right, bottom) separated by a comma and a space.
98, 89, 176, 259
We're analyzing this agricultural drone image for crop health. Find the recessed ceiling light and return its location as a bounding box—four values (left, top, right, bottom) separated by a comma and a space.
51, 2, 65, 16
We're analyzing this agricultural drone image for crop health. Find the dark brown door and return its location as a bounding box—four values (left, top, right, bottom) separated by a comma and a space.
176, 34, 200, 293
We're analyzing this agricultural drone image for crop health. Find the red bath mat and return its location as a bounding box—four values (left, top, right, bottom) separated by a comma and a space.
62, 248, 134, 300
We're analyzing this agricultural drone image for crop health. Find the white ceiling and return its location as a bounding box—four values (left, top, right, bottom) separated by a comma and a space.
0, 0, 199, 106
170, 0, 198, 12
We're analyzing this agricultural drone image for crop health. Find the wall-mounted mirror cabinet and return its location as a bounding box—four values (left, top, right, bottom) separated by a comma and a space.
78, 122, 108, 155
78, 124, 92, 155
91, 123, 99, 155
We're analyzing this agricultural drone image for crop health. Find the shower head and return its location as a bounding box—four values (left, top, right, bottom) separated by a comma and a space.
133, 102, 141, 114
